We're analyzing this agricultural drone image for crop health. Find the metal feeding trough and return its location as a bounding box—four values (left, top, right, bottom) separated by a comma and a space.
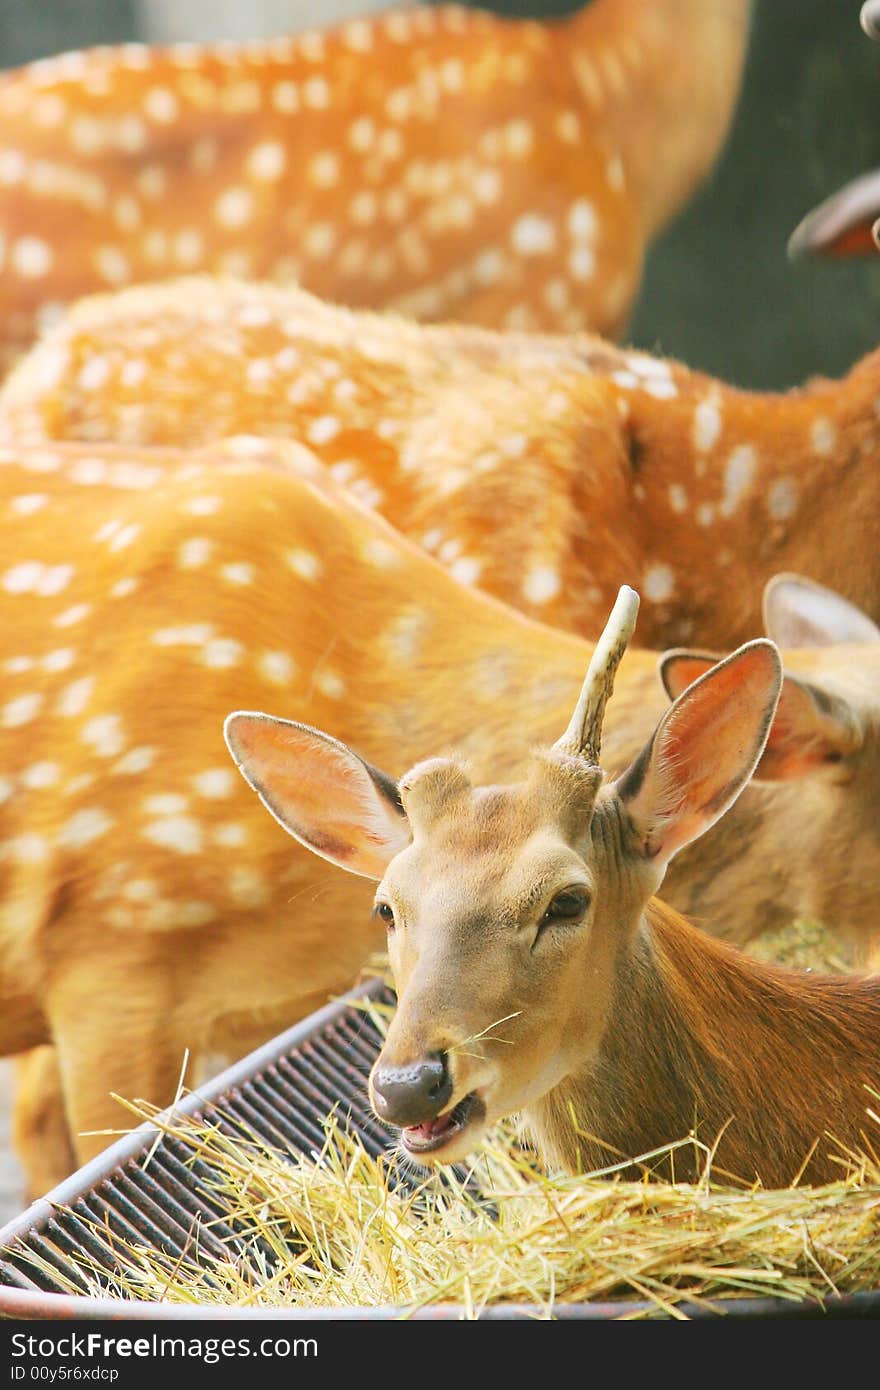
1, 977, 879, 1322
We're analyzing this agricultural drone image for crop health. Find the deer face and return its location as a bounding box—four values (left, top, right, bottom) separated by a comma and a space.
364, 752, 637, 1163
225, 589, 782, 1166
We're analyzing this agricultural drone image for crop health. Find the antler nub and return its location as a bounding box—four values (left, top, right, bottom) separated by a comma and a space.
554, 585, 640, 765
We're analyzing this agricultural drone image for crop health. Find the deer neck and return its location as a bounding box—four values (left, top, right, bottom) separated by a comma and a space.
562, 0, 753, 238
526, 898, 879, 1187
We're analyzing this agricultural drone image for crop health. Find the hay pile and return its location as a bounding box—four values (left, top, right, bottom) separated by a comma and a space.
15, 1101, 880, 1318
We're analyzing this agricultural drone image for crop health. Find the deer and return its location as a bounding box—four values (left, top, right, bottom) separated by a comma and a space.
0, 433, 877, 1200
225, 588, 880, 1189
2, 275, 877, 650
0, 0, 752, 375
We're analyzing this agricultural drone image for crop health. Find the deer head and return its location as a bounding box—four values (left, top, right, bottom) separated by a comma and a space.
225, 587, 782, 1166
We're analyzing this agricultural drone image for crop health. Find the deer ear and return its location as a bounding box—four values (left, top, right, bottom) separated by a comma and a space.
615, 640, 782, 867
751, 674, 862, 780
223, 712, 411, 880
762, 573, 880, 649
658, 648, 721, 701
660, 647, 861, 782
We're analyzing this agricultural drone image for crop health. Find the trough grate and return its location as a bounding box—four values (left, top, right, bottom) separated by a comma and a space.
0, 979, 413, 1299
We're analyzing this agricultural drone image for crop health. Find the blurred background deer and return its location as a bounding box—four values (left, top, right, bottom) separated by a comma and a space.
2, 275, 876, 650
0, 0, 753, 375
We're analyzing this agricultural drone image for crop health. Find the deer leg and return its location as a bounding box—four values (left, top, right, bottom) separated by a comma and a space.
11, 1046, 76, 1200
46, 966, 196, 1169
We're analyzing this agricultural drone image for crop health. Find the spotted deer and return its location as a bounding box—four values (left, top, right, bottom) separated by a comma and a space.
2, 276, 877, 649
1, 434, 878, 1197
226, 589, 880, 1188
0, 0, 751, 374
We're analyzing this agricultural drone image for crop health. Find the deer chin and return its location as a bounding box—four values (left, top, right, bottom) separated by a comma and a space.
400, 1092, 487, 1165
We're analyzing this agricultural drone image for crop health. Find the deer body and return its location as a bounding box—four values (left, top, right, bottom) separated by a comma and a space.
226, 599, 880, 1187
0, 0, 751, 374
2, 277, 877, 650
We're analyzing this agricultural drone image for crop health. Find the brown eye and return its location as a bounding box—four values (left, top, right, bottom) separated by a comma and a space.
541, 889, 590, 927
373, 901, 395, 929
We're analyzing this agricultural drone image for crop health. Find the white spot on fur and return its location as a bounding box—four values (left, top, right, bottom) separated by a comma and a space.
287, 549, 321, 581
110, 578, 138, 599
693, 396, 722, 453
811, 417, 836, 455
58, 808, 113, 847
143, 793, 187, 817
220, 562, 255, 586
308, 415, 341, 445
448, 556, 483, 586
522, 565, 561, 604
668, 484, 688, 513
767, 477, 798, 521
568, 246, 595, 281
215, 187, 254, 228
247, 140, 286, 180
568, 199, 597, 241
42, 648, 74, 672
152, 624, 215, 647
124, 878, 158, 902
192, 769, 235, 799
643, 564, 675, 602
362, 538, 399, 569
78, 356, 111, 392
142, 815, 203, 855
9, 494, 48, 515
201, 638, 244, 669
511, 214, 556, 256
21, 761, 59, 789
6, 834, 49, 863
56, 677, 93, 716
113, 746, 155, 775
12, 236, 52, 277
258, 650, 296, 686
54, 603, 91, 628
82, 713, 125, 758
230, 866, 269, 908
3, 561, 73, 596
183, 496, 221, 516
2, 693, 42, 726
719, 444, 757, 517
315, 669, 345, 699
213, 822, 248, 847
178, 538, 214, 568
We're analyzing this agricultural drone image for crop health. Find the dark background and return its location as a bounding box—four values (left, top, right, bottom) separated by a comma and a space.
0, 0, 877, 389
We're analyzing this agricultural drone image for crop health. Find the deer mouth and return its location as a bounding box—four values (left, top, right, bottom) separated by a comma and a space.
401, 1092, 485, 1155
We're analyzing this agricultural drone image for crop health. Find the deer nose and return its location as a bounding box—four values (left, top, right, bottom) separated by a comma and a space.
371, 1052, 452, 1126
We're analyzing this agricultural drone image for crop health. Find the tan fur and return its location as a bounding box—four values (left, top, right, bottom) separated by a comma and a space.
2, 276, 876, 649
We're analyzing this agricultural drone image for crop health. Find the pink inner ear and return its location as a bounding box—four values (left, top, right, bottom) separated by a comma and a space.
226, 714, 410, 879
644, 642, 781, 859
662, 654, 716, 700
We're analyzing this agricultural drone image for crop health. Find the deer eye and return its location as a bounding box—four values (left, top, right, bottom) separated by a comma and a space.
540, 889, 591, 927
373, 901, 395, 930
